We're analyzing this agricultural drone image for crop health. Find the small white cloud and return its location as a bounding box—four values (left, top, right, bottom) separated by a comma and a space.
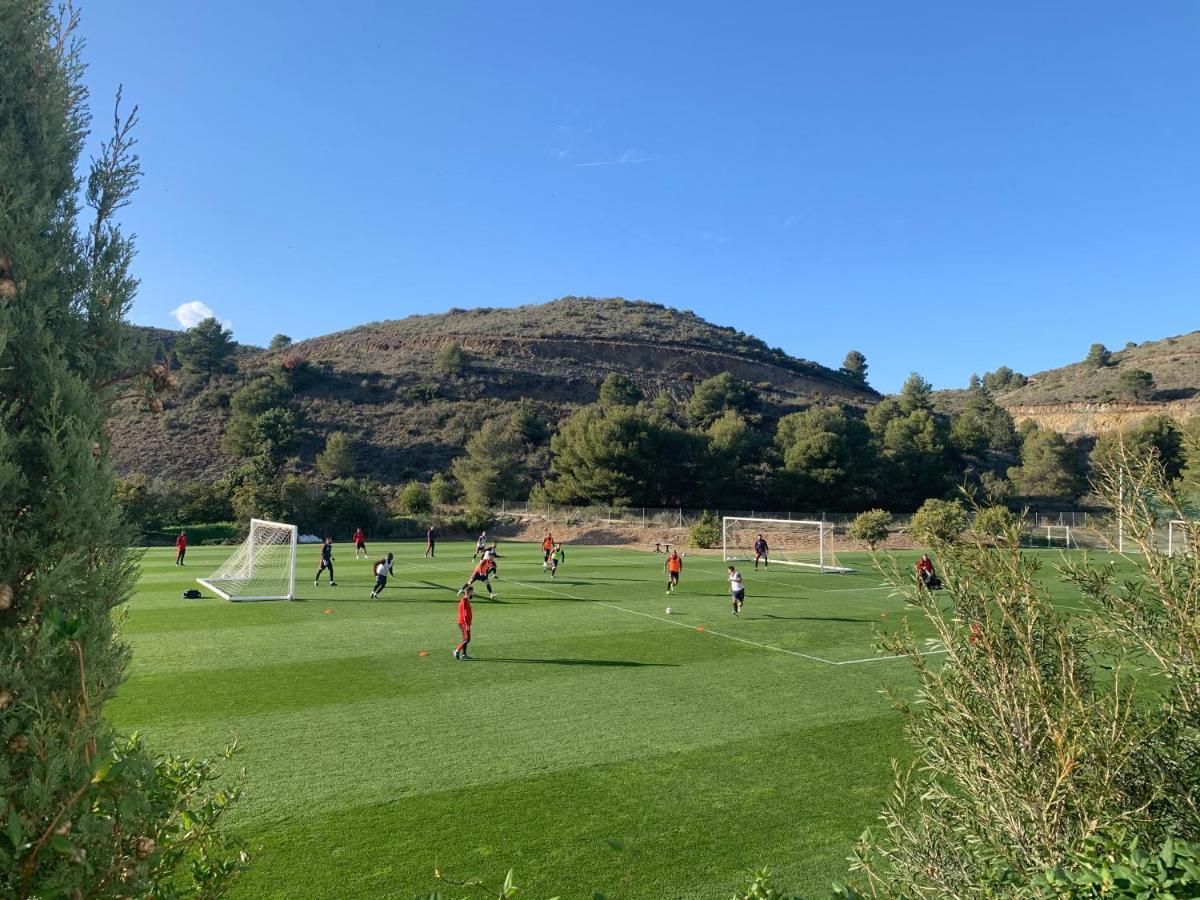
172, 300, 231, 330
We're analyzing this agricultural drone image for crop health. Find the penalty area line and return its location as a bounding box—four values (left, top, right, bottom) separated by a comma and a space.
504, 577, 944, 667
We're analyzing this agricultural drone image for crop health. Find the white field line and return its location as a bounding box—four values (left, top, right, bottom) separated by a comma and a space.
395, 558, 944, 666
502, 576, 945, 667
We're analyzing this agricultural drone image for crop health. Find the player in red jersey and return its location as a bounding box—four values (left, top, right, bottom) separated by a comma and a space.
462, 558, 497, 600
353, 527, 367, 559
174, 530, 188, 566
454, 586, 474, 659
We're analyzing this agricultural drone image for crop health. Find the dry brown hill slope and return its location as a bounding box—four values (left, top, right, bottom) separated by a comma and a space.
109, 297, 877, 484
934, 330, 1200, 436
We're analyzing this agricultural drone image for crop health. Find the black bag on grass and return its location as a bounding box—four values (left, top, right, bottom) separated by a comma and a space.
182, 589, 202, 599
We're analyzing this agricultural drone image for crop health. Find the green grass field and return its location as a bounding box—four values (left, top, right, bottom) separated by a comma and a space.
108, 541, 1116, 898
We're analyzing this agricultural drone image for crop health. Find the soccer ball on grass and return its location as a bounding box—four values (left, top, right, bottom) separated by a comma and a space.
665, 607, 673, 615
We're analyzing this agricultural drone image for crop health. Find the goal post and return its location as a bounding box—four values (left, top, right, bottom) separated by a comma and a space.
1045, 525, 1075, 549
1168, 519, 1196, 558
198, 518, 298, 601
722, 516, 851, 573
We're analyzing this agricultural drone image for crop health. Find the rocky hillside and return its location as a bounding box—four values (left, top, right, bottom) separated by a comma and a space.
108, 297, 877, 484
935, 330, 1200, 436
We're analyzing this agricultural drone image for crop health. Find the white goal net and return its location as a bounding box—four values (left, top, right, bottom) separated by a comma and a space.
1168, 519, 1197, 559
722, 517, 851, 573
197, 518, 298, 601
1045, 525, 1075, 549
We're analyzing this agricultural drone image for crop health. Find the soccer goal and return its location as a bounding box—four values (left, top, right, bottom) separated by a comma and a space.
722, 516, 851, 573
197, 518, 298, 601
1168, 519, 1197, 558
1045, 525, 1076, 549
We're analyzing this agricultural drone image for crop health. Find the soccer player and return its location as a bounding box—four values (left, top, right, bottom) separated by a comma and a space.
753, 534, 769, 570
472, 531, 488, 560
481, 543, 502, 579
541, 533, 555, 567
174, 530, 188, 567
370, 552, 395, 599
728, 565, 745, 616
917, 554, 941, 589
548, 543, 565, 578
315, 537, 337, 586
664, 550, 682, 594
353, 527, 367, 559
424, 525, 436, 558
454, 586, 473, 660
462, 558, 497, 600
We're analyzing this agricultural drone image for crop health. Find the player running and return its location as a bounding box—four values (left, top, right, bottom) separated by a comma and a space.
664, 550, 683, 594
370, 552, 395, 599
174, 530, 188, 566
462, 556, 497, 600
472, 531, 488, 560
728, 565, 745, 616
753, 534, 769, 570
424, 525, 436, 558
547, 543, 565, 578
454, 586, 474, 660
353, 527, 367, 559
541, 533, 555, 567
315, 537, 337, 586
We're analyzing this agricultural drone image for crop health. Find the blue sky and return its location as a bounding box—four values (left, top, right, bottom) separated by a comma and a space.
81, 1, 1200, 393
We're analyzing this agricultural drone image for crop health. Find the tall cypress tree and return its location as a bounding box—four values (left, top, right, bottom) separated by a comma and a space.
1, 4, 243, 895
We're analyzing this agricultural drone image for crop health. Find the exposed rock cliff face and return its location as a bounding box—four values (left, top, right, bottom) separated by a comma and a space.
1006, 399, 1200, 436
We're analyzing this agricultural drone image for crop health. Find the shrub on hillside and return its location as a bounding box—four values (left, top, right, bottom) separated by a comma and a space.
688, 510, 720, 549
848, 509, 892, 549
435, 343, 469, 376
909, 498, 968, 546
430, 472, 460, 506
397, 481, 432, 516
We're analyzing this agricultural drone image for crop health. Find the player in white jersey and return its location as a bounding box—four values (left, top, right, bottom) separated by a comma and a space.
728, 565, 745, 616
370, 552, 395, 599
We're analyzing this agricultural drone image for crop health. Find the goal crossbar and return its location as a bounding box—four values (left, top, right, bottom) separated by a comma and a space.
197, 518, 298, 602
1168, 519, 1196, 558
1045, 525, 1075, 549
722, 516, 851, 573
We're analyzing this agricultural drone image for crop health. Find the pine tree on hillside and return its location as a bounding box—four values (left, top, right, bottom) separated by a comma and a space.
178, 315, 236, 377
0, 4, 244, 895
841, 350, 869, 384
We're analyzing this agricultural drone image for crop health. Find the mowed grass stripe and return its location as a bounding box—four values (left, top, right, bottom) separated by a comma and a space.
229, 714, 903, 899
114, 541, 1126, 897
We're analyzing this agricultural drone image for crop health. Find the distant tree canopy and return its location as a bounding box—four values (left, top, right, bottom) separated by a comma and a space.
268, 333, 292, 351
452, 414, 532, 509
1086, 342, 1112, 368
1007, 426, 1084, 500
1118, 368, 1156, 401
841, 350, 868, 384
177, 316, 236, 377
980, 365, 1026, 394
774, 406, 875, 509
898, 372, 933, 414
598, 372, 643, 406
316, 431, 356, 479
686, 373, 758, 428
1092, 416, 1185, 482
545, 404, 705, 506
